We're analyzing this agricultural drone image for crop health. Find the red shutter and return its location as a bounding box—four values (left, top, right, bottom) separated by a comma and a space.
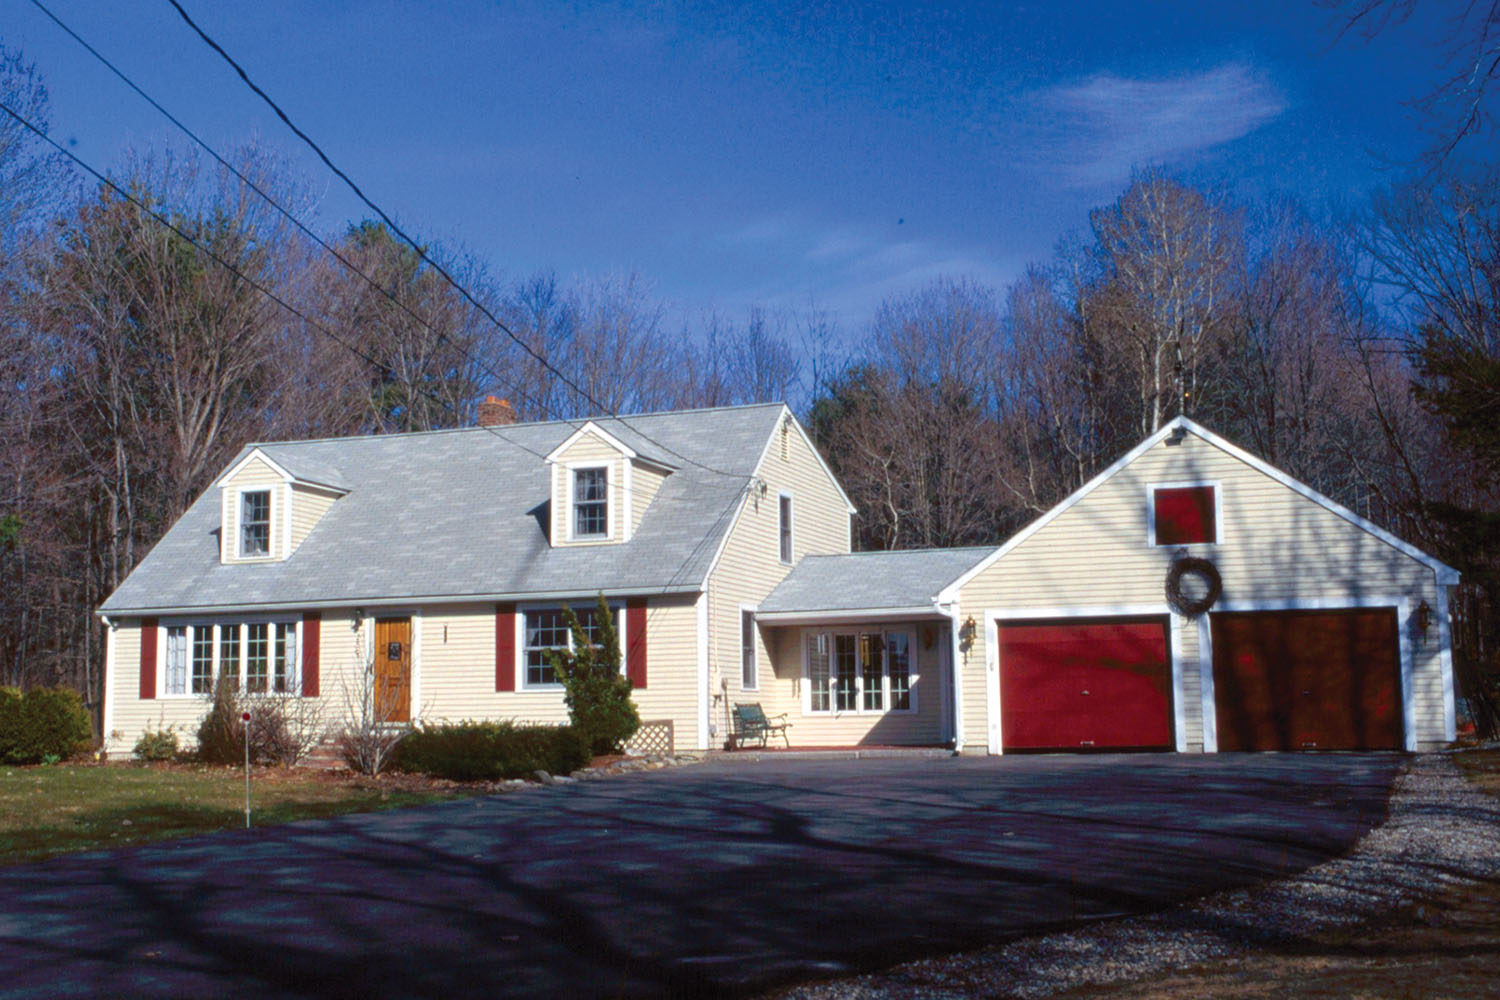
301, 613, 321, 697
495, 603, 516, 692
139, 618, 158, 700
626, 598, 648, 689
1154, 486, 1216, 545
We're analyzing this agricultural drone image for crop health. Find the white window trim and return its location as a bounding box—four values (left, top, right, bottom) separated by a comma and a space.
799, 627, 918, 716
566, 462, 614, 543
739, 603, 759, 691
229, 486, 278, 562
1146, 479, 1222, 548
154, 617, 303, 699
517, 601, 625, 691
778, 490, 795, 565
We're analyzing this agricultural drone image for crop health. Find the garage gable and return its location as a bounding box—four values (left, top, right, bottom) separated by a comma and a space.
946, 417, 1458, 756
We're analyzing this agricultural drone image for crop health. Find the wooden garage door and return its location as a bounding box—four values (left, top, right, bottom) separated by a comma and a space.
1211, 608, 1401, 751
999, 618, 1173, 751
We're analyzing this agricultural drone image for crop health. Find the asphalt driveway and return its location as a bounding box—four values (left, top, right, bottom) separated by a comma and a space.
0, 754, 1399, 999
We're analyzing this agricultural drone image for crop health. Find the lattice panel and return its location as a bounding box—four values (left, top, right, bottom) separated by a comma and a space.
626, 719, 674, 757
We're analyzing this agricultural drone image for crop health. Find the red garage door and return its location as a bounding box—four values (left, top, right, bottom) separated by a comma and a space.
999, 618, 1173, 751
1211, 608, 1402, 751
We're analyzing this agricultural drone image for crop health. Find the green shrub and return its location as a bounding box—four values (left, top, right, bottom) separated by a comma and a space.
393, 721, 589, 781
550, 596, 641, 755
0, 686, 93, 765
133, 726, 180, 762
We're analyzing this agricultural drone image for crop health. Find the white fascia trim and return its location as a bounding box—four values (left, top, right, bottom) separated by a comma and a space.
696, 490, 751, 591
1172, 418, 1460, 585
939, 415, 1460, 600
939, 423, 1185, 602
754, 605, 945, 624
98, 584, 701, 619
985, 604, 1185, 754
753, 406, 857, 515
1201, 595, 1418, 753
1145, 479, 1223, 547
945, 605, 964, 751
409, 610, 422, 721
215, 447, 294, 487
544, 421, 638, 463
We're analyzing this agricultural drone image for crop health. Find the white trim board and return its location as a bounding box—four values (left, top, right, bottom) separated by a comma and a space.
940, 416, 1459, 601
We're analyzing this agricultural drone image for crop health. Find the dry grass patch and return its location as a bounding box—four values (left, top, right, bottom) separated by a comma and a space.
0, 762, 481, 867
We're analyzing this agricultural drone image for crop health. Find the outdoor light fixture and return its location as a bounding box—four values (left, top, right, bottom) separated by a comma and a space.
1415, 600, 1432, 641
351, 607, 365, 631
961, 616, 976, 642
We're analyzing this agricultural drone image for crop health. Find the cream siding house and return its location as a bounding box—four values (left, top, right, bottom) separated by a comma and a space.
98, 404, 855, 756
99, 409, 1457, 757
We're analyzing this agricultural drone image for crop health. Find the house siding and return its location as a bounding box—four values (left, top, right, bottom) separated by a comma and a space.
415, 595, 702, 749
953, 432, 1449, 753
289, 483, 342, 553
630, 463, 668, 534
706, 415, 851, 746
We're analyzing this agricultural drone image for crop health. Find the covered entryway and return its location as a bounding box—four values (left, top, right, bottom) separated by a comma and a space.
1211, 607, 1402, 751
998, 617, 1173, 751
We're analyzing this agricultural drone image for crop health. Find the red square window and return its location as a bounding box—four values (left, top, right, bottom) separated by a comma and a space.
1153, 486, 1216, 545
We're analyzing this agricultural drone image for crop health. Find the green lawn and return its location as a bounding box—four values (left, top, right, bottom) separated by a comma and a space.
0, 763, 479, 867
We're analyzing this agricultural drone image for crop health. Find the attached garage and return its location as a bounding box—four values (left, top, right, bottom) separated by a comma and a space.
1211, 608, 1403, 751
999, 617, 1173, 751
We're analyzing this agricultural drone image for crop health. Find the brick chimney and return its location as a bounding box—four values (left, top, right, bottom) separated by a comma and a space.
477, 395, 517, 427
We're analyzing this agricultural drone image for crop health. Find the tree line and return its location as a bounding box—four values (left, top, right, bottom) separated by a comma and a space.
0, 39, 1495, 733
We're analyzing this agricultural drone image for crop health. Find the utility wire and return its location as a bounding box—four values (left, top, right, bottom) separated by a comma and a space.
25, 0, 557, 421
164, 0, 753, 482
1, 95, 746, 517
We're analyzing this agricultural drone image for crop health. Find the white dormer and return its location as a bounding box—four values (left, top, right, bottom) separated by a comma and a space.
544, 422, 674, 547
216, 448, 348, 564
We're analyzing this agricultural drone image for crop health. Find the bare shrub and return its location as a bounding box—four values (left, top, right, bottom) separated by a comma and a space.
334, 654, 410, 776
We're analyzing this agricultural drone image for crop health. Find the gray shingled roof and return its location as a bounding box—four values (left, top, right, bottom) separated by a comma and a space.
759, 547, 994, 615
102, 404, 785, 614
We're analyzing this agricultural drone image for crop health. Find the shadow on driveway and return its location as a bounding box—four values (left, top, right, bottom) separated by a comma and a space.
0, 753, 1398, 999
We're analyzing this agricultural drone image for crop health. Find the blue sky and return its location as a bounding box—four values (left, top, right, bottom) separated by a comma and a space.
5, 0, 1451, 330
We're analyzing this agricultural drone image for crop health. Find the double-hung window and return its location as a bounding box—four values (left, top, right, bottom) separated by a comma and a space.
157, 620, 297, 697
524, 605, 617, 687
804, 629, 915, 714
573, 467, 608, 538
741, 608, 758, 690
240, 490, 271, 557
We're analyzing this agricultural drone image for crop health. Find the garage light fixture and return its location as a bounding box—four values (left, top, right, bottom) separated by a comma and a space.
1414, 600, 1432, 642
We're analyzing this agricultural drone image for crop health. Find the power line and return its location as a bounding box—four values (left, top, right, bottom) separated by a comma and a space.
2, 94, 748, 520
163, 0, 752, 482
25, 0, 556, 423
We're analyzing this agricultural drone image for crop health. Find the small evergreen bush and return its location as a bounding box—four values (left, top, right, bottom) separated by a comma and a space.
392, 721, 589, 781
550, 596, 640, 755
0, 686, 93, 765
133, 726, 180, 762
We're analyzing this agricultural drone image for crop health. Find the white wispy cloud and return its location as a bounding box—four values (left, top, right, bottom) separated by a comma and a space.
1023, 62, 1286, 187
714, 216, 1023, 324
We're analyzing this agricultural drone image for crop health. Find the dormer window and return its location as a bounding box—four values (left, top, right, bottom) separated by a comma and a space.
240, 490, 271, 557
573, 467, 609, 539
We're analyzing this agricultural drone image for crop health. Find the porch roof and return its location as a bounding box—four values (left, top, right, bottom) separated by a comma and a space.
759, 547, 993, 618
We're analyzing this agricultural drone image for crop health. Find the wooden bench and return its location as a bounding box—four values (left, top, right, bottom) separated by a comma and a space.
731, 703, 791, 749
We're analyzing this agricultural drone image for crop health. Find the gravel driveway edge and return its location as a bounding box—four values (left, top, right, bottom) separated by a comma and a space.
771, 754, 1500, 999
